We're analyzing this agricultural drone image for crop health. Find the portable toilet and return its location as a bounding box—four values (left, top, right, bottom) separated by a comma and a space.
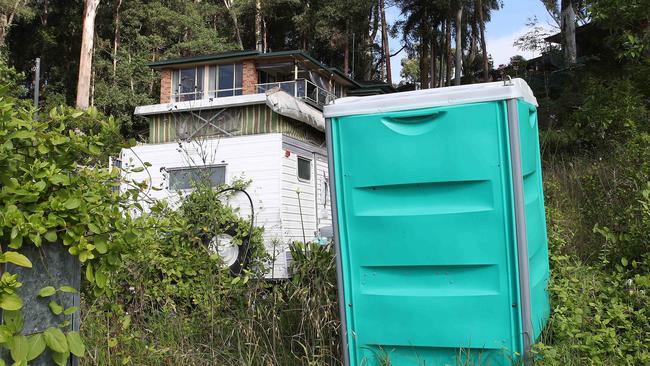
323, 78, 550, 366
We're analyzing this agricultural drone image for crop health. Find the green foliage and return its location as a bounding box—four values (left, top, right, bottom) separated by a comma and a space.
400, 57, 420, 84
569, 78, 648, 148
0, 75, 138, 364
82, 241, 342, 365
589, 0, 650, 61
534, 208, 650, 365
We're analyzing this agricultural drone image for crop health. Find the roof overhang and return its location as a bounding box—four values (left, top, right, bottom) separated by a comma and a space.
147, 49, 359, 88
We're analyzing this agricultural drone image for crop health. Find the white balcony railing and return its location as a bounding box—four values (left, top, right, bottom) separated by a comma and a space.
256, 79, 337, 107
171, 79, 337, 107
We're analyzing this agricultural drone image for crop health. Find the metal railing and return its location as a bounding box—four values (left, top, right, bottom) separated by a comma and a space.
169, 79, 337, 107
256, 79, 337, 107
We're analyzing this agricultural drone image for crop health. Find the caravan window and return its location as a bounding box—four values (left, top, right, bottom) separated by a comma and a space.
297, 156, 311, 181
168, 165, 226, 190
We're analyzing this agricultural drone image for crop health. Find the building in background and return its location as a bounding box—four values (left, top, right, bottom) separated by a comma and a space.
119, 50, 390, 278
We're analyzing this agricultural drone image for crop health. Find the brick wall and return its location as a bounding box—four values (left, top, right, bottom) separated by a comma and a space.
159, 69, 172, 103
242, 60, 257, 95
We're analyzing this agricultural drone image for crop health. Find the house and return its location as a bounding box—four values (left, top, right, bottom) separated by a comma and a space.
118, 50, 383, 279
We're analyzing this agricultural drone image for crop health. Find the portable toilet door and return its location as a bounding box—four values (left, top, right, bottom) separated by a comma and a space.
324, 78, 550, 366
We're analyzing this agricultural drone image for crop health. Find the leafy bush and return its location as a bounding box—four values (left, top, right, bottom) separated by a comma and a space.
0, 74, 140, 364
569, 78, 648, 150
535, 204, 650, 365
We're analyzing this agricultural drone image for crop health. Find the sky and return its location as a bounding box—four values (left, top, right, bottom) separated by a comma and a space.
385, 0, 557, 83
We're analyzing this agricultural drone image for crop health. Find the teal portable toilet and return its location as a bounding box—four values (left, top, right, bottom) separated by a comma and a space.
324, 78, 550, 366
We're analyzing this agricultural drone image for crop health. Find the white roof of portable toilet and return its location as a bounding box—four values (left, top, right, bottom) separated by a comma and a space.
324, 78, 537, 118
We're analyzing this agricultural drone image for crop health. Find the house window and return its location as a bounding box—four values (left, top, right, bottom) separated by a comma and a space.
168, 165, 226, 190
208, 63, 243, 98
172, 67, 204, 102
297, 156, 311, 181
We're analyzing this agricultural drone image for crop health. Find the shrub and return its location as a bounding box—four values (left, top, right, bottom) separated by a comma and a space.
578, 133, 650, 263
535, 199, 650, 365
569, 78, 648, 150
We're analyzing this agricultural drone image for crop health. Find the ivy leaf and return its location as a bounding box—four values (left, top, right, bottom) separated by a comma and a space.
38, 286, 56, 298
0, 294, 23, 311
94, 239, 107, 254
9, 234, 22, 249
37, 144, 50, 154
2, 252, 32, 268
66, 331, 85, 357
0, 326, 11, 345
8, 334, 28, 362
44, 230, 58, 243
3, 311, 23, 334
64, 198, 81, 210
88, 144, 101, 155
51, 350, 70, 366
49, 174, 69, 186
63, 306, 78, 316
50, 135, 69, 146
85, 263, 94, 283
94, 240, 108, 254
48, 301, 63, 315
26, 333, 46, 361
95, 270, 107, 289
9, 131, 35, 140
88, 223, 101, 235
43, 327, 68, 353
59, 286, 76, 293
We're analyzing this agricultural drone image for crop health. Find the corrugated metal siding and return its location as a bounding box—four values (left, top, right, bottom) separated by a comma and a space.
148, 105, 324, 146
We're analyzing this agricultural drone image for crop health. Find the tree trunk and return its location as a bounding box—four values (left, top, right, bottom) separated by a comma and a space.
0, 15, 7, 47
561, 0, 577, 64
344, 22, 350, 75
255, 0, 263, 52
477, 0, 489, 82
419, 39, 429, 89
41, 0, 49, 26
263, 19, 268, 52
112, 0, 122, 82
439, 21, 445, 87
445, 18, 453, 85
380, 0, 391, 84
468, 21, 478, 83
76, 0, 100, 110
454, 5, 463, 86
223, 0, 243, 49
430, 34, 437, 88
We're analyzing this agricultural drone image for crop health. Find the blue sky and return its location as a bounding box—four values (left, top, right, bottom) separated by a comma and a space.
386, 0, 557, 82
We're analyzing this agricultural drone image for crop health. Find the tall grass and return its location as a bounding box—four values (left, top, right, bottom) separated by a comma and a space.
81, 242, 342, 366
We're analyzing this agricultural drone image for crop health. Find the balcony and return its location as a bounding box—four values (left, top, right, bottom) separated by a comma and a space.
171, 79, 337, 109
256, 79, 337, 108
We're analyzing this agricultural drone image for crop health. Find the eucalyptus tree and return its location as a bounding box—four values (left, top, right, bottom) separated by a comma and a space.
76, 0, 100, 109
0, 0, 35, 47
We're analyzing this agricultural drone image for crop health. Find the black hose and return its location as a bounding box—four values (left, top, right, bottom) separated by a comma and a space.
215, 187, 254, 275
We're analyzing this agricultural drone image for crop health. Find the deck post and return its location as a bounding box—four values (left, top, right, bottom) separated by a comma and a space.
506, 98, 533, 362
